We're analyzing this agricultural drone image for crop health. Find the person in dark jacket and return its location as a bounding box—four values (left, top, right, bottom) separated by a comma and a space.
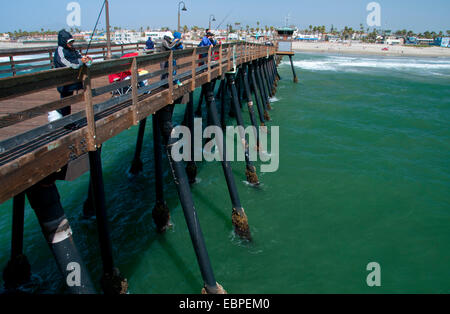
49, 29, 91, 121
198, 32, 214, 47
145, 37, 155, 50
161, 32, 184, 86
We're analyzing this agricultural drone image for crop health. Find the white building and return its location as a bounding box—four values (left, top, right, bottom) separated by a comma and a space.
0, 33, 10, 41
144, 31, 173, 41
113, 30, 142, 43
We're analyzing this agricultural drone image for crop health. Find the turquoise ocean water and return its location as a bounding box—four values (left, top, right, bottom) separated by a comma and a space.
0, 52, 449, 293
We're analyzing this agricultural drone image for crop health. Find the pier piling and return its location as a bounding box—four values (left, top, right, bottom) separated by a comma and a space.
129, 118, 148, 175
195, 86, 205, 117
242, 63, 261, 151
253, 61, 271, 122
88, 150, 128, 294
204, 81, 252, 241
26, 180, 96, 294
156, 101, 226, 294
185, 92, 198, 185
259, 59, 273, 110
288, 55, 298, 83
262, 59, 274, 101
3, 193, 31, 290
152, 114, 171, 233
249, 63, 266, 126
227, 73, 260, 186
219, 77, 227, 130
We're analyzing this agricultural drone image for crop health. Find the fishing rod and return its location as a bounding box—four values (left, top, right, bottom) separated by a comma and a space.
78, 0, 106, 78
215, 10, 233, 31
85, 0, 107, 56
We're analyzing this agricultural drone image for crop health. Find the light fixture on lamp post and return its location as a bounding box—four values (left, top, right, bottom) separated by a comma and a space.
209, 14, 216, 31
178, 1, 187, 33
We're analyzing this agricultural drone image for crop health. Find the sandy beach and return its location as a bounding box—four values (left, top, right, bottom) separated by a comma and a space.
292, 41, 450, 58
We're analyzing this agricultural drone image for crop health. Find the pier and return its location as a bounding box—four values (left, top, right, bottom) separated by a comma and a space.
0, 42, 282, 294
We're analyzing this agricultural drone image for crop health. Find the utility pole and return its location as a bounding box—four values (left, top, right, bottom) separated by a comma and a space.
105, 0, 112, 60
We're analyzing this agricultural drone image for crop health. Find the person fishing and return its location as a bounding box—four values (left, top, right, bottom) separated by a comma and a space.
145, 36, 155, 50
198, 32, 215, 67
199, 31, 214, 48
161, 31, 184, 86
48, 29, 92, 122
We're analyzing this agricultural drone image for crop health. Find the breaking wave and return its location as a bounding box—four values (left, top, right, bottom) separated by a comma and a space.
282, 55, 450, 77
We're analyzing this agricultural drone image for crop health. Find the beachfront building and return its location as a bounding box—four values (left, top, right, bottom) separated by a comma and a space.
0, 33, 10, 41
416, 38, 434, 45
144, 31, 174, 41
295, 33, 321, 42
113, 30, 142, 44
384, 36, 404, 45
434, 37, 450, 48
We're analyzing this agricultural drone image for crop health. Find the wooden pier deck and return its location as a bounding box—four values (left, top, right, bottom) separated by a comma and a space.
0, 42, 276, 204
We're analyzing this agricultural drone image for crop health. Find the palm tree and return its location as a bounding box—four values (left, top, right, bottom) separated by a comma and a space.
183, 25, 188, 34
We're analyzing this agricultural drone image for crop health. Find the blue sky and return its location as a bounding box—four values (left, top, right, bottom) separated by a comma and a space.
0, 0, 449, 33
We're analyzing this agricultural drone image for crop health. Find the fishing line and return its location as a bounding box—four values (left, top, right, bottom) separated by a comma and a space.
215, 10, 233, 31
85, 0, 107, 56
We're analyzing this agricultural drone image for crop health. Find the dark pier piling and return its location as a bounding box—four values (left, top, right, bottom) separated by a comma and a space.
226, 72, 259, 186
27, 179, 96, 294
152, 114, 171, 233
129, 118, 148, 175
205, 81, 252, 241
157, 101, 226, 294
2, 193, 31, 290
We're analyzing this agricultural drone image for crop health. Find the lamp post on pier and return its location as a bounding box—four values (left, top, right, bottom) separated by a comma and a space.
209, 14, 216, 31
105, 0, 112, 60
178, 1, 187, 33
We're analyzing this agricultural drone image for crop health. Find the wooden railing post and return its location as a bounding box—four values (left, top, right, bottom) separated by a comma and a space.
131, 58, 139, 125
191, 47, 197, 92
207, 46, 212, 82
227, 46, 231, 72
48, 51, 54, 69
83, 68, 97, 151
168, 51, 174, 104
219, 44, 223, 77
10, 56, 16, 76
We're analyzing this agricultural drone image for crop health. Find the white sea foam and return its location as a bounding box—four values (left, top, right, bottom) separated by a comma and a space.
0, 53, 49, 63
281, 55, 450, 77
269, 97, 280, 103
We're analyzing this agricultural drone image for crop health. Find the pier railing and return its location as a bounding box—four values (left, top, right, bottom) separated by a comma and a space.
0, 42, 158, 77
0, 42, 276, 204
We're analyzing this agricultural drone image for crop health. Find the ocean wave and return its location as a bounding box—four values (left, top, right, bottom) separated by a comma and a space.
0, 53, 49, 63
282, 56, 450, 76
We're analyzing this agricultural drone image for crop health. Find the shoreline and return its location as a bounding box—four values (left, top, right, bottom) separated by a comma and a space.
292, 42, 450, 58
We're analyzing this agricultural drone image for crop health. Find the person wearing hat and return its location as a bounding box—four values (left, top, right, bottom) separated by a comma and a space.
161, 32, 184, 86
49, 29, 92, 122
199, 31, 214, 47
